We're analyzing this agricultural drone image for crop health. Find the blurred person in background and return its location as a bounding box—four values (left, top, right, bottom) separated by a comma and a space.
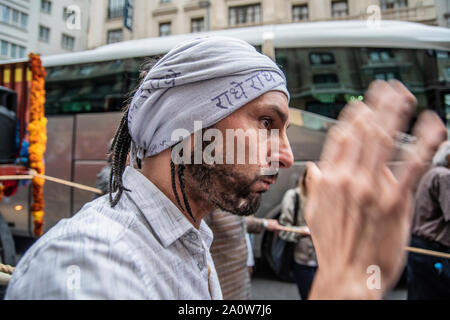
205, 210, 282, 299
407, 141, 450, 300
279, 168, 317, 299
93, 139, 114, 199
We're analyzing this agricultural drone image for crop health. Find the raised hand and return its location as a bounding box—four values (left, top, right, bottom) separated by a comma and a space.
305, 80, 447, 299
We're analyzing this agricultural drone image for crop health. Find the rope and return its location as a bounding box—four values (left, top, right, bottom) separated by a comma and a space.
280, 227, 450, 259
406, 246, 450, 259
0, 175, 34, 180
0, 170, 102, 195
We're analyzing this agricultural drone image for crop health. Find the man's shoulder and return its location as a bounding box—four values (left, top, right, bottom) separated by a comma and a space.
5, 196, 151, 298
53, 196, 138, 242
14, 196, 141, 270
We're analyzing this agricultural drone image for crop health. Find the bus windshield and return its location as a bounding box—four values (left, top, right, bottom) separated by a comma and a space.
276, 47, 450, 132
44, 46, 450, 133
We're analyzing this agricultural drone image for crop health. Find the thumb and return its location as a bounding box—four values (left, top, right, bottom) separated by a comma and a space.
305, 161, 321, 190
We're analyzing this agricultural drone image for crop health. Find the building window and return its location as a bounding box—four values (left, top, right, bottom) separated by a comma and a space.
380, 0, 408, 10
292, 4, 308, 22
374, 70, 400, 81
229, 4, 261, 26
332, 0, 348, 17
20, 12, 28, 28
1, 5, 10, 23
108, 0, 125, 19
191, 17, 204, 33
18, 46, 25, 58
313, 74, 339, 84
0, 4, 27, 28
107, 29, 123, 44
160, 0, 171, 3
369, 49, 394, 62
0, 40, 24, 58
63, 7, 74, 21
10, 43, 17, 58
1, 40, 8, 57
41, 0, 52, 14
159, 22, 171, 37
310, 52, 336, 66
39, 25, 50, 42
61, 34, 75, 50
12, 9, 19, 24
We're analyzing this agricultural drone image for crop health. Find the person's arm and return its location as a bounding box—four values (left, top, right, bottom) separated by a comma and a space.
244, 215, 283, 233
438, 172, 450, 222
244, 215, 265, 233
278, 190, 301, 242
305, 80, 446, 299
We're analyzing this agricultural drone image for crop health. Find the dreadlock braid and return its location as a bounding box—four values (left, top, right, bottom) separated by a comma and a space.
109, 108, 132, 207
177, 163, 196, 223
108, 58, 158, 207
170, 147, 185, 211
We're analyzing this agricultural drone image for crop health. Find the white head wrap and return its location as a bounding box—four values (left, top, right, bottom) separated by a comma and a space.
432, 140, 450, 167
127, 36, 289, 163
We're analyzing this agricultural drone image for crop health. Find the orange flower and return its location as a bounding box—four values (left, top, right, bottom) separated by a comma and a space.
28, 53, 47, 236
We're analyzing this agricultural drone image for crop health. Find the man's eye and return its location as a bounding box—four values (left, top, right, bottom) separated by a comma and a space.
261, 118, 272, 129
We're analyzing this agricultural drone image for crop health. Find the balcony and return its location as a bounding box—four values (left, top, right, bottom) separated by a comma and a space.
293, 4, 437, 25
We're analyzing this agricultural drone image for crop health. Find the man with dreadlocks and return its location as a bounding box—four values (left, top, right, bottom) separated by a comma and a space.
6, 36, 447, 300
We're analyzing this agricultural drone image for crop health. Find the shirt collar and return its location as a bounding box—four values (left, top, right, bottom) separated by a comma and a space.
122, 166, 213, 248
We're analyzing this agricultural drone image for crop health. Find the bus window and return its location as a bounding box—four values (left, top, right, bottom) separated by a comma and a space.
45, 59, 130, 115
313, 74, 339, 85
373, 69, 400, 81
368, 49, 394, 63
276, 47, 450, 131
445, 93, 450, 136
309, 52, 335, 66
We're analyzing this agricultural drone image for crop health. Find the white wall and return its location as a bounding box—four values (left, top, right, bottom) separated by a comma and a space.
36, 0, 90, 56
0, 0, 35, 60
0, 0, 90, 60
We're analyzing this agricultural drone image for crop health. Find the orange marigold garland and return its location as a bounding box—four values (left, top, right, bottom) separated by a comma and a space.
0, 184, 4, 202
28, 53, 47, 236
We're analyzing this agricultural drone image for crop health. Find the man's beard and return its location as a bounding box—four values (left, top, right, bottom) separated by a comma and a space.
184, 162, 266, 216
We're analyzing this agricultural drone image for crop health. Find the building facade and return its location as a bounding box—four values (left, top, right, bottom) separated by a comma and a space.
88, 0, 449, 49
0, 0, 89, 60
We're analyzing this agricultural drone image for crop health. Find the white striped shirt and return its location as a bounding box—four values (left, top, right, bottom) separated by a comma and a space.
6, 166, 222, 300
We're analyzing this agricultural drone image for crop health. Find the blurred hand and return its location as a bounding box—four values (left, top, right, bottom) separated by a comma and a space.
265, 219, 284, 232
305, 80, 447, 299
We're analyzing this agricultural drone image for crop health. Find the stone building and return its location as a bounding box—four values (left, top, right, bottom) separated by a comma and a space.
88, 0, 449, 49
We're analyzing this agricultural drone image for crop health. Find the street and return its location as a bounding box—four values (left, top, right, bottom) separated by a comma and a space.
251, 262, 407, 300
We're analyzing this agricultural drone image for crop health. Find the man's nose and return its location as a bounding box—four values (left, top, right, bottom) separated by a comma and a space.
278, 135, 294, 169
269, 134, 294, 169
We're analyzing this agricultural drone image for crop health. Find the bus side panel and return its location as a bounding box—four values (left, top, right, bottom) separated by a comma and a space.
42, 116, 75, 233
72, 112, 122, 215
73, 161, 107, 214
75, 112, 122, 160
